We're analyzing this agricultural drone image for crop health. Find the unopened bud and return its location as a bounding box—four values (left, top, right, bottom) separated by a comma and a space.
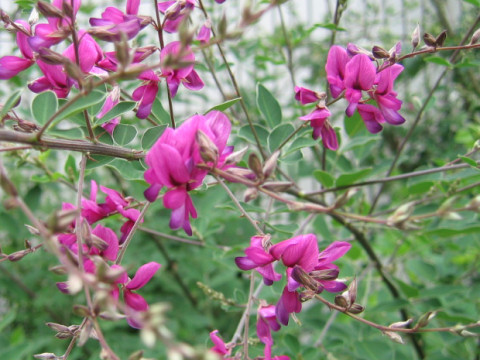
438, 196, 457, 215
48, 208, 77, 233
61, 1, 74, 19
261, 181, 293, 192
49, 265, 67, 275
416, 311, 437, 328
36, 1, 64, 19
383, 331, 405, 344
466, 195, 480, 211
291, 265, 319, 291
435, 30, 447, 47
387, 202, 415, 226
37, 48, 67, 65
196, 130, 219, 163
243, 187, 258, 202
91, 234, 109, 251
310, 268, 339, 281
459, 330, 479, 337
46, 322, 70, 332
115, 33, 132, 71
218, 13, 227, 37
33, 353, 59, 360
411, 24, 420, 50
16, 118, 39, 132
470, 28, 480, 45
372, 45, 390, 59
101, 266, 126, 283
178, 19, 195, 47
248, 152, 263, 180
99, 311, 126, 321
8, 250, 28, 262
128, 350, 144, 360
262, 150, 280, 179
348, 303, 365, 314
334, 294, 349, 308
346, 43, 374, 59
63, 61, 85, 84
78, 320, 93, 346
423, 32, 437, 47
28, 8, 39, 25
333, 188, 357, 209
347, 278, 358, 305
225, 146, 248, 165
389, 319, 413, 329
73, 304, 91, 318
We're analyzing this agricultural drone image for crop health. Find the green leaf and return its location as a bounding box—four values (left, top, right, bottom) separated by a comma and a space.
256, 83, 282, 128
463, 0, 480, 6
64, 154, 78, 179
283, 333, 301, 354
205, 97, 241, 113
96, 101, 136, 125
0, 89, 22, 120
424, 226, 480, 237
238, 124, 269, 146
285, 136, 317, 155
86, 155, 113, 169
56, 90, 106, 121
394, 278, 419, 298
459, 156, 478, 168
48, 127, 84, 140
424, 56, 451, 67
151, 98, 171, 124
342, 136, 378, 152
106, 159, 144, 181
31, 91, 58, 125
344, 112, 366, 137
312, 23, 346, 31
113, 124, 137, 145
142, 125, 168, 150
313, 170, 335, 187
268, 123, 294, 152
336, 168, 372, 187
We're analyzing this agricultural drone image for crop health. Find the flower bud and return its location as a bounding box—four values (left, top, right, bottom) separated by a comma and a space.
243, 187, 258, 202
128, 350, 144, 360
346, 278, 358, 305
63, 61, 85, 84
8, 250, 28, 262
387, 202, 415, 227
248, 152, 263, 180
292, 265, 319, 291
466, 195, 480, 211
423, 32, 437, 47
196, 130, 219, 164
310, 268, 339, 281
15, 118, 39, 132
262, 150, 280, 179
470, 28, 480, 45
28, 8, 39, 26
389, 319, 413, 329
61, 1, 74, 19
46, 322, 70, 333
33, 353, 59, 360
334, 294, 349, 308
49, 265, 67, 275
435, 30, 447, 47
261, 181, 293, 192
37, 48, 67, 65
91, 234, 109, 251
73, 304, 91, 318
383, 330, 404, 344
416, 311, 437, 328
372, 45, 390, 59
36, 1, 64, 19
115, 33, 132, 71
225, 146, 248, 165
411, 24, 420, 50
348, 303, 365, 314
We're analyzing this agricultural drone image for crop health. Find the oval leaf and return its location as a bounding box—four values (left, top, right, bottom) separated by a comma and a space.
113, 124, 137, 146
97, 101, 136, 125
142, 125, 168, 150
205, 97, 241, 113
268, 123, 294, 153
256, 83, 282, 128
32, 91, 58, 125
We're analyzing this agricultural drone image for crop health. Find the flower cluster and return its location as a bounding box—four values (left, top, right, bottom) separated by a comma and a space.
144, 110, 234, 235
326, 43, 405, 133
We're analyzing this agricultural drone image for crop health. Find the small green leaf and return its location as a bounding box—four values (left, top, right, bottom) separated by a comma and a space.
56, 90, 106, 121
268, 123, 294, 152
283, 333, 301, 354
205, 97, 241, 113
142, 125, 168, 150
86, 155, 113, 169
463, 0, 480, 7
106, 159, 144, 181
313, 170, 335, 187
285, 136, 317, 155
459, 156, 478, 168
64, 154, 78, 179
151, 98, 171, 124
256, 83, 282, 128
31, 91, 58, 125
424, 56, 451, 67
336, 168, 372, 187
344, 112, 367, 137
113, 124, 137, 146
48, 127, 85, 140
96, 101, 136, 125
238, 124, 269, 146
311, 23, 346, 31
0, 89, 23, 120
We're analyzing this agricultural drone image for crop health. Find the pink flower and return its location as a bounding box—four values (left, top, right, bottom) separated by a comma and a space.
299, 106, 338, 150
235, 235, 282, 285
157, 0, 196, 33
160, 41, 204, 97
294, 86, 321, 105
98, 86, 121, 134
325, 45, 350, 98
343, 53, 376, 117
132, 70, 161, 119
197, 20, 211, 44
0, 21, 34, 79
144, 111, 233, 235
209, 330, 231, 356
116, 262, 162, 328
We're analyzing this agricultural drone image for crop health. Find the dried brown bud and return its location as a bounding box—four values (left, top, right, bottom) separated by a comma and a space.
225, 146, 248, 165
310, 268, 339, 281
8, 250, 28, 262
61, 1, 74, 19
46, 322, 70, 332
37, 48, 67, 65
218, 13, 227, 37
33, 353, 59, 360
423, 32, 437, 47
91, 234, 109, 251
128, 350, 144, 360
435, 30, 447, 47
334, 294, 349, 308
372, 45, 390, 59
291, 265, 319, 291
389, 319, 413, 329
49, 265, 67, 275
15, 118, 39, 132
383, 331, 405, 344
77, 320, 93, 346
48, 208, 77, 233
347, 278, 358, 305
387, 202, 415, 227
196, 130, 219, 163
115, 33, 132, 71
248, 152, 263, 180
36, 1, 64, 19
411, 24, 420, 51
348, 303, 365, 314
470, 28, 480, 45
73, 304, 91, 318
63, 61, 85, 84
262, 150, 280, 179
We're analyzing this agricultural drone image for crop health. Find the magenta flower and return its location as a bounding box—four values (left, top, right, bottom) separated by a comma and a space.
0, 21, 35, 79
235, 235, 282, 285
89, 0, 149, 41
294, 86, 321, 105
132, 70, 161, 119
98, 86, 121, 134
343, 53, 376, 117
209, 330, 231, 357
157, 0, 196, 33
116, 262, 162, 328
197, 20, 212, 44
299, 106, 338, 150
160, 41, 204, 97
144, 111, 233, 235
325, 45, 350, 98
257, 303, 287, 360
